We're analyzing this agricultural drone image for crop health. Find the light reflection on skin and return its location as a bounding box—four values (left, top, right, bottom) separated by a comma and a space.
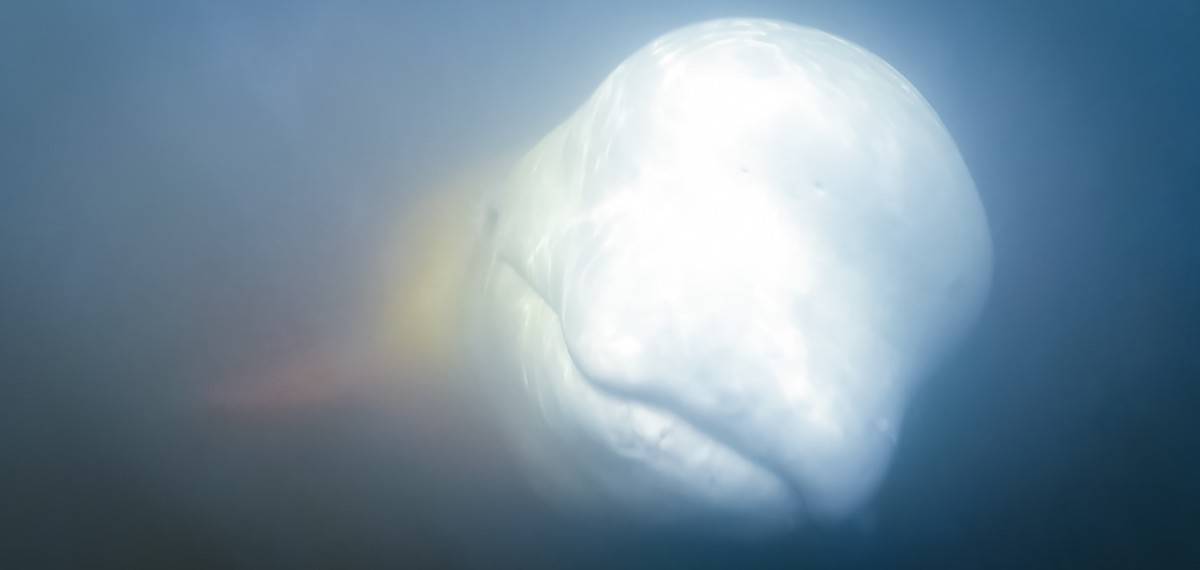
470, 19, 990, 533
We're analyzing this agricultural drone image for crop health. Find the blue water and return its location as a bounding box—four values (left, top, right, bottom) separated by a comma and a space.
3, 1, 1198, 568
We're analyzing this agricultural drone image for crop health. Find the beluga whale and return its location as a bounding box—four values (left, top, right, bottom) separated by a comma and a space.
464, 18, 992, 535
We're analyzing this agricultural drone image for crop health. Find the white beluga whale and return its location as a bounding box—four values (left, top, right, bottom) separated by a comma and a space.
465, 18, 991, 534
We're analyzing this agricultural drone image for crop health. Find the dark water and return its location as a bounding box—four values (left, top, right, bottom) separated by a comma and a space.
4, 1, 1198, 568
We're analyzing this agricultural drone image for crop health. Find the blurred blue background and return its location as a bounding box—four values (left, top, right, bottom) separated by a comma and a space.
3, 1, 1199, 568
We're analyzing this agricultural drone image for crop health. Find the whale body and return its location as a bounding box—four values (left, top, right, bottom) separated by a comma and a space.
465, 19, 991, 533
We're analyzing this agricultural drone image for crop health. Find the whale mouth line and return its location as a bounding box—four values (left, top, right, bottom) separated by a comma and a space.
493, 255, 807, 518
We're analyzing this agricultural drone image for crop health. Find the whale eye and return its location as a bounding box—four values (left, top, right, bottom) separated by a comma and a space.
470, 18, 991, 534
484, 206, 498, 235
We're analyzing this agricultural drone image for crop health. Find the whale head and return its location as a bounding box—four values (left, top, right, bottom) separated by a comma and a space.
465, 18, 991, 534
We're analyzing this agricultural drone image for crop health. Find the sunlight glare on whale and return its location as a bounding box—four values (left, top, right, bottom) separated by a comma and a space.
465, 18, 992, 534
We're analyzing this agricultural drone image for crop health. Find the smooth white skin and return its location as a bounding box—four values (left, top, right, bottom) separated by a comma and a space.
466, 19, 991, 533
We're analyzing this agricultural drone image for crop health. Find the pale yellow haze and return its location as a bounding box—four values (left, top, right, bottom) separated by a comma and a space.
209, 165, 500, 414
374, 165, 505, 379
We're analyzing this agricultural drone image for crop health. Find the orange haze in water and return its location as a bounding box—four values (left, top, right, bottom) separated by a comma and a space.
208, 163, 504, 418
